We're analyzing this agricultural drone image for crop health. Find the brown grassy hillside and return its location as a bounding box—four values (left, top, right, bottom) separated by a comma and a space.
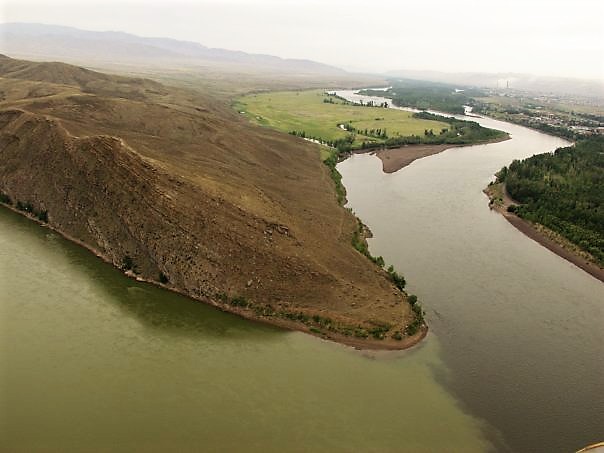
0, 55, 424, 349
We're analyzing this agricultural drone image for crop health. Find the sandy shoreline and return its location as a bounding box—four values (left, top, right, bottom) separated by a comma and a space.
0, 201, 427, 351
485, 184, 604, 284
371, 135, 510, 174
375, 144, 458, 173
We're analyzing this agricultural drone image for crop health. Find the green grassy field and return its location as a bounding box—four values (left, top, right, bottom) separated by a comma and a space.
235, 90, 449, 147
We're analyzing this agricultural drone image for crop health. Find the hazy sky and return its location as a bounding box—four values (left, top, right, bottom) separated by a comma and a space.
2, 0, 603, 79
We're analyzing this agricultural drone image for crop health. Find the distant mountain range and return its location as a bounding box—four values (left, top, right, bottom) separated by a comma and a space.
1, 23, 601, 100
386, 69, 604, 100
0, 23, 346, 75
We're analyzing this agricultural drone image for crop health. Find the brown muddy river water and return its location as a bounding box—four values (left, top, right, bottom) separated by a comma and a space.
1, 91, 602, 452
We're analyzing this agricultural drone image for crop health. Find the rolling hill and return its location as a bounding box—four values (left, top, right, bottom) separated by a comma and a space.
0, 55, 423, 348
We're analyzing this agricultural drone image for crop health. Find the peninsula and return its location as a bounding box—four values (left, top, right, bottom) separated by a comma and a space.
0, 55, 425, 349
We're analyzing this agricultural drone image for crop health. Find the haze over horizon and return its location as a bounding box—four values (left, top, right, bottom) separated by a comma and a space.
1, 0, 603, 81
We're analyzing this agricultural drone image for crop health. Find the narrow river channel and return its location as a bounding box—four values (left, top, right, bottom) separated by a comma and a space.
1, 92, 602, 453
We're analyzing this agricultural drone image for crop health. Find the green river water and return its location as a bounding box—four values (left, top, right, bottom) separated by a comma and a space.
1, 208, 489, 452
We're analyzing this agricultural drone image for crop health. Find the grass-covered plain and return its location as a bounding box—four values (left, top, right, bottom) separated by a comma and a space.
234, 90, 449, 147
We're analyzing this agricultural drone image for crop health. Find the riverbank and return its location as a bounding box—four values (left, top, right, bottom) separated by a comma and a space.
370, 134, 510, 173
374, 144, 456, 173
0, 200, 427, 351
485, 183, 604, 283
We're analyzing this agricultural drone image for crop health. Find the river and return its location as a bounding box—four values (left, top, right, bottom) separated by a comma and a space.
1, 92, 602, 452
335, 90, 604, 452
